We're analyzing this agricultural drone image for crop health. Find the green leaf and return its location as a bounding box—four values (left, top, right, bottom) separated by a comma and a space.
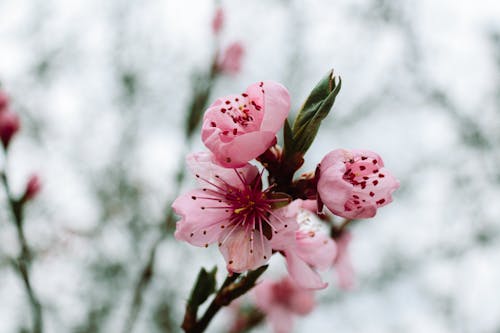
292, 69, 341, 155
283, 118, 294, 155
188, 266, 217, 310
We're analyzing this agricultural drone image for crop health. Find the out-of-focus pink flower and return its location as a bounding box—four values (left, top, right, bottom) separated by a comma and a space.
212, 7, 224, 35
23, 174, 41, 202
271, 200, 336, 290
0, 109, 20, 149
254, 277, 315, 333
333, 231, 354, 290
217, 42, 244, 75
172, 152, 296, 273
0, 90, 9, 111
317, 149, 399, 219
201, 81, 290, 168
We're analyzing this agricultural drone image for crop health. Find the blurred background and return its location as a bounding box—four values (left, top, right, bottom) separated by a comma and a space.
1, 0, 500, 332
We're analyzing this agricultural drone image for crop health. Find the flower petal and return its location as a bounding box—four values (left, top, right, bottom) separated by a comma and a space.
219, 226, 271, 273
247, 81, 290, 133
173, 189, 230, 247
186, 152, 259, 190
295, 233, 337, 270
210, 131, 277, 168
284, 250, 327, 290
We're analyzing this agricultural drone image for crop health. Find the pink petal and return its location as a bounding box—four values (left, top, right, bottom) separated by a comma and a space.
186, 152, 259, 189
172, 190, 229, 247
246, 81, 291, 133
284, 250, 327, 290
207, 130, 277, 168
268, 202, 301, 250
295, 232, 337, 270
317, 167, 353, 216
219, 227, 271, 273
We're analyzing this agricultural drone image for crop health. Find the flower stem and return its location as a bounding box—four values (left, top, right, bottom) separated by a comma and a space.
1, 163, 43, 333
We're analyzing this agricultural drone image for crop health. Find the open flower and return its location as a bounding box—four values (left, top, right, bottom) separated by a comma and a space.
201, 81, 290, 168
317, 149, 399, 219
173, 152, 296, 273
254, 277, 315, 333
272, 200, 336, 290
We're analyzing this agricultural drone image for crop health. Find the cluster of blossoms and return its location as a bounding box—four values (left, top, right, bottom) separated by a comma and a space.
173, 77, 399, 332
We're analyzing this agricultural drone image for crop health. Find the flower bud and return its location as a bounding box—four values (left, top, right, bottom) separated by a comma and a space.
0, 110, 20, 149
217, 42, 244, 75
212, 7, 224, 35
23, 174, 41, 202
317, 149, 399, 219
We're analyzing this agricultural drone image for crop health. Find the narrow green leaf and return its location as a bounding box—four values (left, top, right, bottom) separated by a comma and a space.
188, 266, 217, 310
291, 70, 342, 155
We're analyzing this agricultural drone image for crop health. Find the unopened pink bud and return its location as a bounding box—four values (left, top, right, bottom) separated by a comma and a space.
212, 7, 224, 34
0, 110, 20, 149
0, 91, 8, 111
217, 42, 244, 75
23, 174, 41, 201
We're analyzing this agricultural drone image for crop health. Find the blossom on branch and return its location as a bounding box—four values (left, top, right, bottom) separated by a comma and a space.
272, 199, 336, 290
317, 149, 399, 219
201, 81, 290, 167
173, 152, 296, 273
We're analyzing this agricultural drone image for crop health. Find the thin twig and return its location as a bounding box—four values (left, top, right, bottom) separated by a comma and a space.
1, 165, 43, 333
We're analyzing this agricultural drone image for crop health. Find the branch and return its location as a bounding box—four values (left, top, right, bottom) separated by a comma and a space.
1, 167, 43, 333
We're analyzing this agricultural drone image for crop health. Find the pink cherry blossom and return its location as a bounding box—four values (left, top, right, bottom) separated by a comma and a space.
317, 149, 399, 219
0, 109, 20, 149
201, 81, 290, 168
23, 174, 42, 202
254, 277, 315, 333
271, 200, 336, 290
333, 231, 355, 290
217, 42, 244, 75
212, 7, 224, 35
173, 152, 296, 273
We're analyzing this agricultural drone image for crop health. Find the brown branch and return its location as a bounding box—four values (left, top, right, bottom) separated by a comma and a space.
1, 167, 43, 333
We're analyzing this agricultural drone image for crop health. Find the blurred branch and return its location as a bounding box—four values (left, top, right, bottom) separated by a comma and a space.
122, 57, 221, 333
1, 160, 43, 333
